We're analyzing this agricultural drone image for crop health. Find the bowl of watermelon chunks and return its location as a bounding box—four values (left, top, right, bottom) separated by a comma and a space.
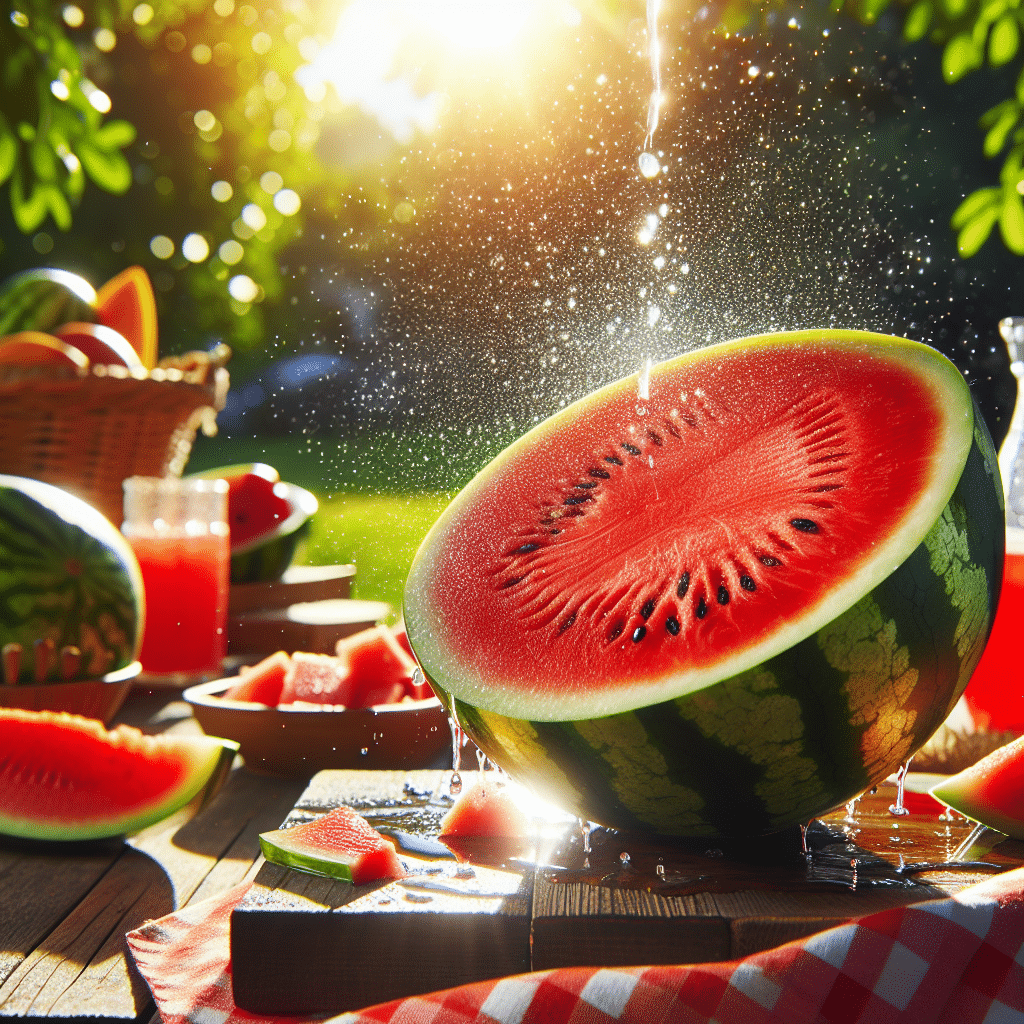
183, 624, 450, 776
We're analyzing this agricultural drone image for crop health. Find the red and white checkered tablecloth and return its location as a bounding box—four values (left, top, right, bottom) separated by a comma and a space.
127, 866, 1024, 1024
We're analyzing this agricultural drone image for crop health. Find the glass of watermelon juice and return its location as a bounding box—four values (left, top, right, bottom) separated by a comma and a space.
122, 476, 230, 679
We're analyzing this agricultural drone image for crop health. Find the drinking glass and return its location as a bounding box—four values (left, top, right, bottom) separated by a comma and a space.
122, 476, 230, 680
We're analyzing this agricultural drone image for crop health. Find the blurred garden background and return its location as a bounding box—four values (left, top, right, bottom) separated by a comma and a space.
2, 0, 1023, 614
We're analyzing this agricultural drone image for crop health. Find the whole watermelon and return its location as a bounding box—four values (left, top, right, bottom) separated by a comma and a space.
0, 475, 144, 681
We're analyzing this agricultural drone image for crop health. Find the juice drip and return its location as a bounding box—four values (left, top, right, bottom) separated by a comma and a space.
889, 759, 913, 817
448, 708, 464, 795
638, 0, 663, 177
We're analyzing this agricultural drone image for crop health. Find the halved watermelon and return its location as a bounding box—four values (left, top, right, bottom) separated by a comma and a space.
405, 330, 1004, 837
95, 265, 158, 370
929, 735, 1024, 839
439, 777, 532, 838
259, 805, 407, 883
0, 708, 237, 841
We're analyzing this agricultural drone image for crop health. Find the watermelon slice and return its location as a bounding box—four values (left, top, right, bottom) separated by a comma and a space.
929, 735, 1024, 839
259, 805, 407, 883
224, 651, 291, 704
280, 651, 357, 706
95, 265, 158, 370
335, 625, 416, 706
405, 330, 1004, 838
439, 777, 532, 838
0, 708, 237, 841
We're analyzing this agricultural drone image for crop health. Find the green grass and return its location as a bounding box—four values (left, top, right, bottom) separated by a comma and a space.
299, 491, 451, 618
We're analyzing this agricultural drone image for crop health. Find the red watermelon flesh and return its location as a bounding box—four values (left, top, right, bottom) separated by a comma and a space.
228, 472, 293, 548
439, 777, 533, 838
335, 625, 417, 706
0, 708, 235, 841
224, 651, 290, 704
929, 734, 1024, 839
280, 651, 357, 706
259, 805, 407, 883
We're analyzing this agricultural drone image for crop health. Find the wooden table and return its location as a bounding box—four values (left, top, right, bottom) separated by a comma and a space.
0, 689, 310, 1023
3, 690, 1022, 1021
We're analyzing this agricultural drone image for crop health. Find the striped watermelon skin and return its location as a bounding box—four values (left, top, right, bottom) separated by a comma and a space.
0, 475, 144, 681
0, 268, 97, 337
435, 423, 1002, 837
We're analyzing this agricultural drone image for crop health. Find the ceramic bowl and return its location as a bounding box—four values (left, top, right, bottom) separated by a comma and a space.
0, 661, 141, 723
183, 678, 452, 777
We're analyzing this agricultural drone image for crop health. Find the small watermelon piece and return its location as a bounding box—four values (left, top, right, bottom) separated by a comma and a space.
335, 625, 417, 706
224, 651, 291, 704
53, 321, 143, 370
0, 708, 237, 841
280, 651, 358, 706
929, 735, 1024, 839
226, 470, 293, 548
95, 265, 158, 370
439, 777, 533, 838
405, 330, 1004, 838
259, 805, 407, 883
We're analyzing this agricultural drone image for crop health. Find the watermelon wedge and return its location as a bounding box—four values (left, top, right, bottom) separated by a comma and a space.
929, 735, 1024, 839
224, 650, 290, 704
259, 806, 407, 883
95, 265, 158, 370
439, 777, 532, 838
0, 708, 237, 841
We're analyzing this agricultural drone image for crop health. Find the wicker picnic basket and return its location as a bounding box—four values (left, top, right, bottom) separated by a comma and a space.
0, 346, 230, 526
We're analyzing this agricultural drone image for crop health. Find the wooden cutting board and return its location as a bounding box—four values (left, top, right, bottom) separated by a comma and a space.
230, 769, 1024, 1016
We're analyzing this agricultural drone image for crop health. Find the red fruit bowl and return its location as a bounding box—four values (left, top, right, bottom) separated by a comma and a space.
183, 677, 451, 777
0, 661, 141, 724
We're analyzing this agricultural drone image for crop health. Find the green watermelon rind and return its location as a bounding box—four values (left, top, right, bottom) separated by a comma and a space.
0, 709, 239, 841
929, 734, 1024, 840
406, 331, 1004, 838
258, 828, 356, 882
0, 474, 145, 681
0, 268, 97, 337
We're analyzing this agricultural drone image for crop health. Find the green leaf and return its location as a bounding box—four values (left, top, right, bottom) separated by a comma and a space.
44, 183, 71, 231
0, 122, 16, 187
904, 0, 933, 40
980, 0, 1010, 23
93, 119, 137, 151
942, 0, 971, 18
983, 102, 1021, 156
951, 186, 1001, 228
1018, 62, 1024, 104
944, 33, 984, 81
10, 170, 49, 233
957, 204, 1001, 255
989, 13, 1021, 64
29, 138, 56, 181
1000, 189, 1024, 251
77, 141, 132, 193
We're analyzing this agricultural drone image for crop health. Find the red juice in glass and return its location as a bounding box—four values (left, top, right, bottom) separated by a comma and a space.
122, 476, 230, 679
962, 531, 1024, 733
128, 533, 230, 676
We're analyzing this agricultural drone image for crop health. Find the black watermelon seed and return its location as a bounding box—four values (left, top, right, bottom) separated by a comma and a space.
717, 585, 730, 605
604, 455, 623, 465
640, 598, 656, 620
502, 577, 524, 589
695, 596, 707, 619
549, 528, 561, 535
665, 616, 680, 635
740, 575, 756, 591
608, 622, 624, 642
515, 543, 540, 553
622, 443, 641, 456
559, 612, 577, 633
589, 468, 611, 479
575, 481, 597, 489
759, 555, 781, 567
676, 572, 690, 598
647, 431, 664, 446
632, 625, 647, 643
564, 495, 593, 506
790, 518, 819, 533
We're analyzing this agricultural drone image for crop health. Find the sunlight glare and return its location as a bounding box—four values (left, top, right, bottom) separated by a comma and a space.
297, 0, 545, 143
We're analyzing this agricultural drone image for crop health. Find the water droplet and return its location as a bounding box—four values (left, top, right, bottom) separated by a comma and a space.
449, 770, 462, 796
619, 851, 631, 866
638, 151, 660, 179
655, 862, 665, 880
889, 759, 912, 817
359, 747, 369, 756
